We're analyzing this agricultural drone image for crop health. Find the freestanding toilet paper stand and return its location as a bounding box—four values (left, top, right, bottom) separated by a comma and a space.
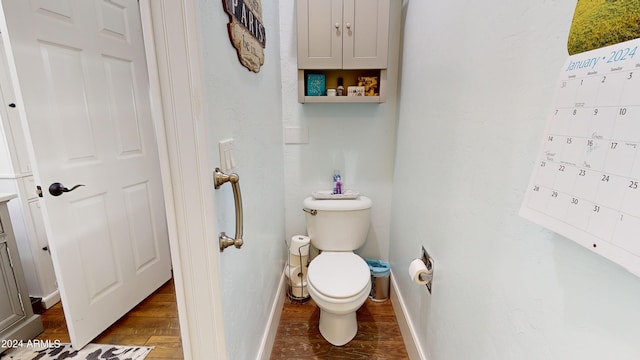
285, 238, 311, 301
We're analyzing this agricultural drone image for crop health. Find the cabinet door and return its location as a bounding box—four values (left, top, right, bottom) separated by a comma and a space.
0, 241, 25, 333
297, 0, 343, 69
342, 0, 390, 69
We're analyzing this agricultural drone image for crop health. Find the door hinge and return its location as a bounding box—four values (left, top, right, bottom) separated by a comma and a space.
36, 185, 43, 198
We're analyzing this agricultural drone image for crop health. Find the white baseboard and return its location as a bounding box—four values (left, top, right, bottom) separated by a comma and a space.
257, 269, 287, 360
41, 289, 60, 309
390, 272, 427, 360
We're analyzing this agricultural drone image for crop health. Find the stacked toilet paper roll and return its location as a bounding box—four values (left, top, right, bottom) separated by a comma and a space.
287, 235, 310, 298
289, 236, 310, 271
290, 235, 310, 256
284, 264, 308, 298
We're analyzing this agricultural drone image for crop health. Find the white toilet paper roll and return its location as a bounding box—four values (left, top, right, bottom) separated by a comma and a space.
289, 254, 309, 273
290, 235, 310, 256
290, 281, 309, 298
286, 265, 305, 282
284, 265, 291, 279
288, 270, 306, 287
408, 258, 432, 285
284, 265, 302, 280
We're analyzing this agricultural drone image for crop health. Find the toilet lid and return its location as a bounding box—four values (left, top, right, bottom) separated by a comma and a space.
308, 252, 370, 299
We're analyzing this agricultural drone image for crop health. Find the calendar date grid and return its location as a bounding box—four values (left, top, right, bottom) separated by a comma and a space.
527, 177, 640, 250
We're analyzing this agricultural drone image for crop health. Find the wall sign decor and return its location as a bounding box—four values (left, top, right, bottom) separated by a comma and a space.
222, 0, 266, 73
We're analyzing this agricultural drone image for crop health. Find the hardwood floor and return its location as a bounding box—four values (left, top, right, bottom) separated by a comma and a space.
38, 280, 409, 359
270, 297, 409, 360
36, 278, 183, 359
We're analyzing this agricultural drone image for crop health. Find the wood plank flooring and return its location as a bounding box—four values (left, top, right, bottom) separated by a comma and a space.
36, 278, 183, 359
38, 280, 409, 359
270, 297, 409, 360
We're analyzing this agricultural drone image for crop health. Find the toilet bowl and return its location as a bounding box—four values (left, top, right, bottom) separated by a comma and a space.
307, 251, 371, 346
303, 195, 372, 345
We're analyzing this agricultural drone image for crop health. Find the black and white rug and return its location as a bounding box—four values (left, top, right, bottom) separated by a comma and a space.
1, 343, 153, 360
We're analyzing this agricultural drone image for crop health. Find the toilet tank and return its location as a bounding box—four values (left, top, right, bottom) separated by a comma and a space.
303, 196, 372, 251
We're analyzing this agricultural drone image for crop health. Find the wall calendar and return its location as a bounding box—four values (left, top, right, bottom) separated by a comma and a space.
520, 37, 640, 277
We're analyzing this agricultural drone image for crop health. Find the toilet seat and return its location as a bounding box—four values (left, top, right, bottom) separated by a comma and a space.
307, 252, 370, 299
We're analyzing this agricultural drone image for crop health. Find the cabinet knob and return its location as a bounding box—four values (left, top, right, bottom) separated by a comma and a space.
346, 22, 351, 29
334, 22, 340, 29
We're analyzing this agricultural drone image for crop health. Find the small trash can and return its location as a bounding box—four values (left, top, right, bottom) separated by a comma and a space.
364, 258, 390, 302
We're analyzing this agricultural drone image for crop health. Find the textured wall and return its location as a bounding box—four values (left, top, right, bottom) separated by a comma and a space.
197, 1, 286, 359
390, 0, 640, 359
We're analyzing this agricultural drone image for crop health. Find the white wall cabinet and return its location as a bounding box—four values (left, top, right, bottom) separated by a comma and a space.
296, 0, 396, 103
0, 195, 43, 345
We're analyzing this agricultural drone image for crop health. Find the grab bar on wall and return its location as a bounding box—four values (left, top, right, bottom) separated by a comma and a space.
214, 167, 244, 251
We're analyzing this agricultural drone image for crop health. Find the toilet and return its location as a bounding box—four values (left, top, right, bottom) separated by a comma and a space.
303, 195, 372, 346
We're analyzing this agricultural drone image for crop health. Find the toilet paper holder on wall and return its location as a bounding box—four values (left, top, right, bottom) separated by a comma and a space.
421, 246, 434, 293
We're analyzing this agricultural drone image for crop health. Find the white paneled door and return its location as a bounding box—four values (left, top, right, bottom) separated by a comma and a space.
0, 0, 171, 348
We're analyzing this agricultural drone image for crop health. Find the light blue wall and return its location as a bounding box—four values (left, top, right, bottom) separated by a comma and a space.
197, 2, 286, 359
390, 1, 640, 359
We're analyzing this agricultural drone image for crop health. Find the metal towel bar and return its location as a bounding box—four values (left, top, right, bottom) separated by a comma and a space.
214, 167, 244, 251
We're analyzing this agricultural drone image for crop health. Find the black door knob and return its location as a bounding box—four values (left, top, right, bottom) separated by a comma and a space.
48, 182, 85, 197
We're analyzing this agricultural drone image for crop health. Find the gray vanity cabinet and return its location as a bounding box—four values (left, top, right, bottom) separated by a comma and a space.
0, 240, 25, 332
0, 194, 43, 348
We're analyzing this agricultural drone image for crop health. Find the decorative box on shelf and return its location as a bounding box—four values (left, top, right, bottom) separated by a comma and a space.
347, 86, 365, 96
306, 73, 326, 96
358, 76, 378, 96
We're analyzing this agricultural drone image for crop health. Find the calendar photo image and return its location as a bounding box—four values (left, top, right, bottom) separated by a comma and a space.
567, 0, 640, 55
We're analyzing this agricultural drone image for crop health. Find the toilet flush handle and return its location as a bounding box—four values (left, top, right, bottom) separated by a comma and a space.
302, 208, 317, 216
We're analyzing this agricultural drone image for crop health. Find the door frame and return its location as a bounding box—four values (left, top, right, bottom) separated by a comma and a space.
140, 1, 226, 359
